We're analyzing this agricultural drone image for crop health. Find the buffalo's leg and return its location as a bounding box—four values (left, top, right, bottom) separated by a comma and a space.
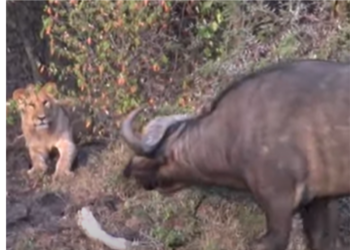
250, 190, 294, 250
300, 198, 339, 250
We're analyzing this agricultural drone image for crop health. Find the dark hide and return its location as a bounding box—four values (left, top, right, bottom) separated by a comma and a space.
121, 59, 350, 250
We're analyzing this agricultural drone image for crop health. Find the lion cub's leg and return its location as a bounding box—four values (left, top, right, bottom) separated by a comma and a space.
53, 139, 77, 180
27, 148, 49, 176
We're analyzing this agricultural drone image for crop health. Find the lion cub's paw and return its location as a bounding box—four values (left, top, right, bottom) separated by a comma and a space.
27, 167, 47, 178
52, 170, 75, 181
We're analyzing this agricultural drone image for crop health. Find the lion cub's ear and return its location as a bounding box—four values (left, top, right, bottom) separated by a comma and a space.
41, 82, 58, 98
12, 88, 27, 110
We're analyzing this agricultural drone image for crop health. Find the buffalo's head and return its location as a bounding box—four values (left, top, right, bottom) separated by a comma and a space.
120, 107, 195, 195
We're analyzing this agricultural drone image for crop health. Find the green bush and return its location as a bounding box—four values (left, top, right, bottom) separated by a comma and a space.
40, 0, 350, 138
41, 0, 230, 136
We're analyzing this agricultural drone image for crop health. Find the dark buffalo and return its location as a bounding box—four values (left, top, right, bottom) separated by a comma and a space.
120, 59, 350, 250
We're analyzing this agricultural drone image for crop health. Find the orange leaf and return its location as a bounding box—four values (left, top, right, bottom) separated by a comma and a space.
121, 64, 126, 72
163, 4, 170, 12
79, 84, 86, 91
160, 0, 170, 12
117, 75, 126, 86
114, 18, 123, 28
69, 0, 77, 5
98, 65, 104, 75
178, 97, 186, 107
87, 37, 92, 45
39, 65, 45, 74
148, 98, 155, 106
144, 0, 148, 6
130, 86, 137, 94
133, 2, 140, 10
46, 7, 53, 15
85, 119, 92, 129
45, 26, 51, 35
152, 63, 160, 72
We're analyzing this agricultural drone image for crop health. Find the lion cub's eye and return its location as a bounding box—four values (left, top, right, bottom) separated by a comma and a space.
43, 100, 49, 107
29, 103, 35, 108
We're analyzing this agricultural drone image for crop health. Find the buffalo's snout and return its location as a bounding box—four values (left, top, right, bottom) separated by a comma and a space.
122, 156, 161, 190
122, 156, 186, 194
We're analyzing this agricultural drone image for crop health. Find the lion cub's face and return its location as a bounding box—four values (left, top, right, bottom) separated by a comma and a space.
12, 82, 59, 131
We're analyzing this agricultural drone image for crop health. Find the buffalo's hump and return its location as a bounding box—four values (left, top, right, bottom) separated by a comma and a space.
183, 60, 350, 198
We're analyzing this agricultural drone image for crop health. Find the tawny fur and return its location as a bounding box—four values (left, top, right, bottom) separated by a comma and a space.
12, 82, 77, 180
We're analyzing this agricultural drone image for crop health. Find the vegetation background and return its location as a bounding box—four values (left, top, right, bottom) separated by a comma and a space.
6, 1, 350, 250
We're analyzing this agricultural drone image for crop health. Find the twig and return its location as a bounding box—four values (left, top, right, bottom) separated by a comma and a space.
193, 193, 207, 217
7, 134, 25, 149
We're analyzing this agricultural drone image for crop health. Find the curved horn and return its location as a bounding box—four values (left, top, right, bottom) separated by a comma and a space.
121, 106, 196, 155
120, 106, 145, 155
141, 113, 194, 151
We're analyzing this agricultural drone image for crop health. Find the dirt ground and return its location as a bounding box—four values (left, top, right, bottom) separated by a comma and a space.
6, 115, 350, 250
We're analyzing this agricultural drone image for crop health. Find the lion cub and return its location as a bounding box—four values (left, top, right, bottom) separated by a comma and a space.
12, 82, 77, 180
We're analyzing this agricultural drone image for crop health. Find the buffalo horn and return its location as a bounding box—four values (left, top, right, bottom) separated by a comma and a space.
141, 113, 193, 149
121, 106, 194, 155
120, 106, 146, 155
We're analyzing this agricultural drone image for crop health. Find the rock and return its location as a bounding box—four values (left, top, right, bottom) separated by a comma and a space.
7, 202, 28, 225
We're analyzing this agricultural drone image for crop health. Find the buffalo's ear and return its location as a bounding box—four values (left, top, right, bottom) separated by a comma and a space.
41, 82, 58, 98
12, 88, 27, 110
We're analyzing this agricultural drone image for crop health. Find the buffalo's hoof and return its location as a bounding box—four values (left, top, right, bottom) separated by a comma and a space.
250, 242, 267, 250
250, 236, 287, 250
